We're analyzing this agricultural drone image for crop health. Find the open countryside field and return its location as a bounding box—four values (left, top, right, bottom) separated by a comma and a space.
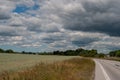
0, 58, 95, 80
0, 53, 78, 73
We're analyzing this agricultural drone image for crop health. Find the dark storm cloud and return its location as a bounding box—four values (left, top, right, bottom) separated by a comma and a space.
0, 26, 19, 36
27, 24, 42, 32
0, 13, 11, 20
0, 32, 18, 36
42, 33, 64, 44
10, 24, 23, 27
27, 24, 60, 33
62, 0, 120, 36
72, 37, 99, 46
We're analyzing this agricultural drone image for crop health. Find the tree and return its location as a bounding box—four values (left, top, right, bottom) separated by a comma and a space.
89, 49, 98, 57
109, 50, 120, 57
53, 51, 61, 55
109, 51, 116, 57
5, 49, 14, 53
22, 51, 26, 54
75, 48, 84, 55
96, 53, 105, 58
64, 50, 76, 56
0, 48, 4, 53
116, 51, 120, 57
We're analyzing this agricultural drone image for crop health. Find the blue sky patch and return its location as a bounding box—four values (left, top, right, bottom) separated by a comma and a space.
13, 4, 39, 14
13, 5, 30, 13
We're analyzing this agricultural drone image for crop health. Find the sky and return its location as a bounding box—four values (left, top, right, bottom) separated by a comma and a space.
0, 0, 120, 53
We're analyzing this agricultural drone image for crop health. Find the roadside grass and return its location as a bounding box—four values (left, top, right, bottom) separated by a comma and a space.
0, 58, 95, 80
104, 57, 120, 62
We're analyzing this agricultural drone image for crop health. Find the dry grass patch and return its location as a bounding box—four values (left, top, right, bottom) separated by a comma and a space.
0, 58, 95, 80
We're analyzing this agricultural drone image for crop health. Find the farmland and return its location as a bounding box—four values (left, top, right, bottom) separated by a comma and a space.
0, 58, 95, 80
0, 53, 78, 73
0, 53, 95, 80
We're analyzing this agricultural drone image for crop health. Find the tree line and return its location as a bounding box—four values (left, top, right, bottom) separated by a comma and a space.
0, 48, 14, 53
52, 48, 105, 58
0, 48, 120, 57
109, 50, 120, 57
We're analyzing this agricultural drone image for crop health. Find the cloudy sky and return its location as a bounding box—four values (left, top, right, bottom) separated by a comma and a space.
0, 0, 120, 53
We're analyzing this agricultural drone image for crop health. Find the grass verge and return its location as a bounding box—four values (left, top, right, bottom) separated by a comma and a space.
104, 57, 120, 62
0, 58, 95, 80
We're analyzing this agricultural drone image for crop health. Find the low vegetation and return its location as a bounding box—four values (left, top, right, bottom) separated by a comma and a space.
0, 54, 77, 73
0, 58, 95, 80
105, 57, 120, 62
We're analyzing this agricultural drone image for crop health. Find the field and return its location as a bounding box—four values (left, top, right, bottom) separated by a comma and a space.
0, 58, 95, 80
0, 53, 95, 80
0, 53, 78, 73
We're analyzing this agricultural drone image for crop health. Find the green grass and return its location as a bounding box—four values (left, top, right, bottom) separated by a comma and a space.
0, 53, 78, 73
0, 58, 95, 80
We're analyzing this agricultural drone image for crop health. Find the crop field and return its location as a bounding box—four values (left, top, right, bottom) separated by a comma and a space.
0, 58, 95, 80
0, 53, 78, 73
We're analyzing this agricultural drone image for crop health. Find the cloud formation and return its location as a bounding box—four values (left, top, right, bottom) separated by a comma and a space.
39, 0, 120, 36
0, 0, 120, 53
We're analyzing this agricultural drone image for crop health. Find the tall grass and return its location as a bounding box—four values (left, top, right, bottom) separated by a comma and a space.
0, 58, 95, 80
